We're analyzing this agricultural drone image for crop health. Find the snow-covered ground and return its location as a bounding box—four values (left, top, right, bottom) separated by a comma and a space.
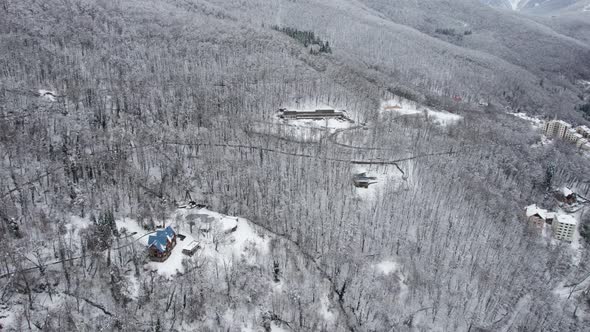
353, 164, 406, 201
265, 102, 356, 139
253, 102, 356, 141
375, 260, 398, 275
319, 294, 336, 323
38, 89, 56, 101
115, 208, 269, 278
380, 97, 462, 126
532, 135, 552, 148
0, 304, 13, 331
373, 258, 408, 299
282, 117, 353, 131
510, 112, 543, 128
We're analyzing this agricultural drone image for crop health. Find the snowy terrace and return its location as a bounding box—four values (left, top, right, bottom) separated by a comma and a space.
353, 163, 409, 202
250, 102, 357, 142
38, 89, 57, 102
380, 96, 463, 126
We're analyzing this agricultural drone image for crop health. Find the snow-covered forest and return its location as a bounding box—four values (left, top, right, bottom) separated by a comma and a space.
1, 0, 590, 331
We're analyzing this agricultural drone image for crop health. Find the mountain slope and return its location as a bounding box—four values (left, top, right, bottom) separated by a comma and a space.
207, 0, 590, 118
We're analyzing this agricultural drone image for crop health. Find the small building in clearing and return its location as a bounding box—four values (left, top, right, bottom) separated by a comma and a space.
182, 240, 200, 256
147, 226, 177, 262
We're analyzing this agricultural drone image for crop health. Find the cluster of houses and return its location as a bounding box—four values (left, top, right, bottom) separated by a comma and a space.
543, 120, 590, 151
524, 187, 579, 242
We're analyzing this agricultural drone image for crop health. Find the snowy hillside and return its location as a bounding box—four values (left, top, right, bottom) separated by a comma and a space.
1, 0, 590, 331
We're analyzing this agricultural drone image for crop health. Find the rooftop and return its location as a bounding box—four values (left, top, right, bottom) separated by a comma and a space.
561, 187, 574, 197
525, 204, 550, 219
551, 120, 571, 127
556, 214, 577, 226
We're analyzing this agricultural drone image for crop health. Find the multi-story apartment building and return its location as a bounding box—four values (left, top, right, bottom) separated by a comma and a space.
552, 214, 577, 242
564, 128, 581, 143
576, 125, 590, 138
543, 120, 572, 139
556, 121, 572, 139
543, 120, 590, 150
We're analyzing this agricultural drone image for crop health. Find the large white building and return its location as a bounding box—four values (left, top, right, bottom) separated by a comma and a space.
552, 214, 577, 242
543, 120, 571, 139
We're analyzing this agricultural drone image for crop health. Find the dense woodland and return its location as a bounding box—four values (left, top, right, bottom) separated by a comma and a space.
1, 0, 590, 331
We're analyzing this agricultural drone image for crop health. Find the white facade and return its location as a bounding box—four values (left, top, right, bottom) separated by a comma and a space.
556, 121, 572, 139
564, 128, 580, 143
543, 120, 558, 137
576, 125, 590, 138
543, 120, 571, 139
552, 215, 577, 242
544, 120, 590, 149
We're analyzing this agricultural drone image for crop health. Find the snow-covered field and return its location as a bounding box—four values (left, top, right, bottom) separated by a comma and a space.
38, 89, 56, 101
252, 102, 356, 141
375, 260, 398, 275
353, 164, 407, 201
510, 112, 543, 128
279, 103, 355, 131
373, 258, 408, 299
380, 97, 462, 126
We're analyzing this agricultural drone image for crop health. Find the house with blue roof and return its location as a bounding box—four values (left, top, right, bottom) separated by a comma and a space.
147, 226, 177, 261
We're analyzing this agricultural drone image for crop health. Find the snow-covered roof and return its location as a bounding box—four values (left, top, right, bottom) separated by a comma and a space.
148, 235, 167, 253
556, 214, 577, 226
184, 240, 199, 251
147, 226, 176, 253
525, 204, 550, 219
561, 187, 574, 197
552, 120, 571, 127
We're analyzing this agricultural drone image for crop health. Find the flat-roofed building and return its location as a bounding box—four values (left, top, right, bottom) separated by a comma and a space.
552, 214, 577, 242
543, 120, 572, 139
576, 138, 589, 148
556, 120, 572, 139
564, 128, 580, 143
